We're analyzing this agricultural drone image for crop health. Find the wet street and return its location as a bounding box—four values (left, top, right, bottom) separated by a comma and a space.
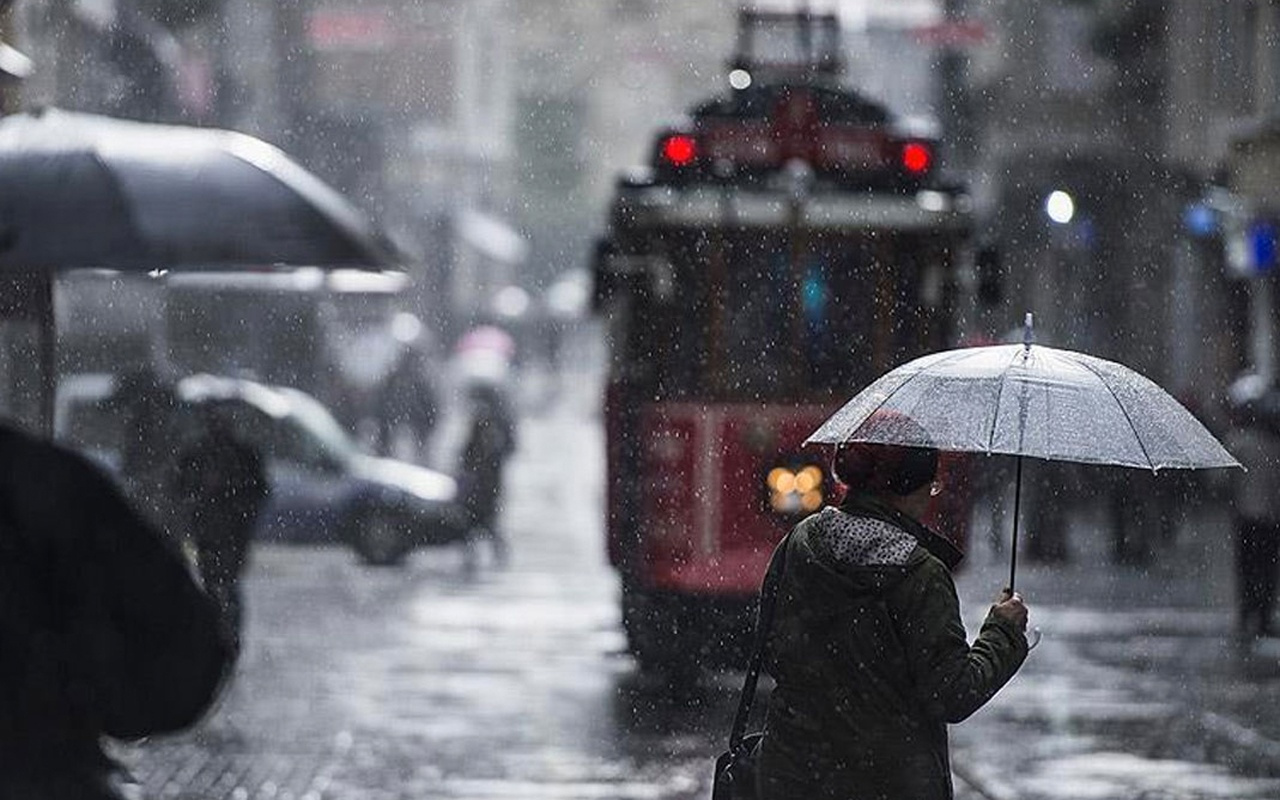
949, 532, 1280, 800
118, 375, 1280, 800
118, 379, 736, 800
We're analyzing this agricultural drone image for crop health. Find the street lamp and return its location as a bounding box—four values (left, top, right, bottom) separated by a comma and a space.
1045, 190, 1076, 225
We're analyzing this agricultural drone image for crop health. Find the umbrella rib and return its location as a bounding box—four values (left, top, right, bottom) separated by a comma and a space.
983, 347, 1020, 453
850, 380, 917, 440
1075, 358, 1155, 469
854, 349, 977, 444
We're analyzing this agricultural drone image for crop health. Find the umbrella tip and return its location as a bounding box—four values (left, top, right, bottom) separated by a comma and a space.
1023, 312, 1034, 351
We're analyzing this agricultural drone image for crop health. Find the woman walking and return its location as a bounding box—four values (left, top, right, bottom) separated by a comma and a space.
757, 423, 1030, 800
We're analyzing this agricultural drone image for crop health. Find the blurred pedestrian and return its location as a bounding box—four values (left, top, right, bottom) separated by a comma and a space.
454, 324, 515, 388
756, 417, 1029, 800
175, 405, 271, 655
1225, 377, 1280, 639
0, 421, 231, 799
1022, 459, 1072, 563
114, 366, 182, 538
1104, 466, 1158, 566
375, 347, 440, 464
459, 382, 516, 568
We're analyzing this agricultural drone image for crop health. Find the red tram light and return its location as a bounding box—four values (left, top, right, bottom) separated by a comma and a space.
661, 134, 699, 167
900, 141, 933, 175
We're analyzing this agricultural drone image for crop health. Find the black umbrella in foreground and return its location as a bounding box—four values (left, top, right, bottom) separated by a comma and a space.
0, 108, 405, 434
0, 107, 401, 270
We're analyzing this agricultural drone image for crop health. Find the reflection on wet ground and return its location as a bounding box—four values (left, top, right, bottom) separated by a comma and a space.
951, 525, 1280, 800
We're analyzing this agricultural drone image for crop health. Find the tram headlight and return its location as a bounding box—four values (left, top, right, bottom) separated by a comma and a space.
767, 467, 795, 494
766, 464, 825, 515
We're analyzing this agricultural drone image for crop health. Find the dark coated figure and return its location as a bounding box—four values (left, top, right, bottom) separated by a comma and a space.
175, 406, 270, 655
459, 383, 516, 568
1225, 377, 1280, 639
756, 412, 1029, 800
114, 367, 182, 536
375, 347, 440, 464
0, 422, 230, 799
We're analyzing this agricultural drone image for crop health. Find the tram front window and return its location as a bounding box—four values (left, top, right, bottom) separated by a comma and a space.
629, 233, 927, 402
720, 245, 791, 397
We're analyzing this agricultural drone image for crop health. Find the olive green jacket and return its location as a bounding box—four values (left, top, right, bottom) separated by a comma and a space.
757, 503, 1028, 800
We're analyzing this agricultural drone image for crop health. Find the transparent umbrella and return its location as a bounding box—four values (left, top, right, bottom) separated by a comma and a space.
806, 315, 1241, 590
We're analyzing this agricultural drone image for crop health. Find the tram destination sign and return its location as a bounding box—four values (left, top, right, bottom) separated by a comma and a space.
616, 184, 972, 232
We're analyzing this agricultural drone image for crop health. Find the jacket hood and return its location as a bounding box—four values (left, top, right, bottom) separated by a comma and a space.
841, 492, 964, 570
793, 507, 926, 596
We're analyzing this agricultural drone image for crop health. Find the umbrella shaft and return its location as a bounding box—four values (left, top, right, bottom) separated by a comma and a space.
1009, 456, 1023, 592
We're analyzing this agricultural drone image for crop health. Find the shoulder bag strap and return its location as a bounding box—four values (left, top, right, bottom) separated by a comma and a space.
728, 530, 792, 750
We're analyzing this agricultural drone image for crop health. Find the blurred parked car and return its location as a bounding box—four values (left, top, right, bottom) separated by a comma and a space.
54, 372, 123, 471
55, 372, 467, 566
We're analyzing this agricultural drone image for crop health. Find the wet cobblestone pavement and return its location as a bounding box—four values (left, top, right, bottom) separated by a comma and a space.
950, 509, 1280, 799
116, 402, 1280, 800
118, 408, 722, 800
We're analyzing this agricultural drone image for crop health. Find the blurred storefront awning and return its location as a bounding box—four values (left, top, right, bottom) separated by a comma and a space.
457, 209, 528, 265
0, 40, 33, 81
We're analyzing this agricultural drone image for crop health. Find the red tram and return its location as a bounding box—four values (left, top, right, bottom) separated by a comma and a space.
592, 10, 977, 672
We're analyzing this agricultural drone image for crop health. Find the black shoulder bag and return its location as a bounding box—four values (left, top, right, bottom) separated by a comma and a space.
712, 531, 791, 800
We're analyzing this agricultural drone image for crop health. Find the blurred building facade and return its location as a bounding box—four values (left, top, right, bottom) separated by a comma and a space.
10, 0, 750, 343
9, 0, 1274, 416
11, 0, 507, 339
1211, 3, 1280, 390
954, 0, 1273, 424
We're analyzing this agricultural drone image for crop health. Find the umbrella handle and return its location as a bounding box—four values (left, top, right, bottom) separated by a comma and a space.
1008, 455, 1023, 593
1026, 626, 1042, 650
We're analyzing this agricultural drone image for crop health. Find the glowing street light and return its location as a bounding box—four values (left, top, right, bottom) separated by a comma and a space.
1045, 190, 1076, 225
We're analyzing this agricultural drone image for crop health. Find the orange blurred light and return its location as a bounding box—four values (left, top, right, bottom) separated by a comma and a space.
775, 471, 796, 494
795, 465, 823, 493
801, 490, 823, 511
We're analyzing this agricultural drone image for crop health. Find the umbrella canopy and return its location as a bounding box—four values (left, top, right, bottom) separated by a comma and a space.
806, 342, 1239, 471
807, 335, 1239, 592
0, 108, 401, 271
